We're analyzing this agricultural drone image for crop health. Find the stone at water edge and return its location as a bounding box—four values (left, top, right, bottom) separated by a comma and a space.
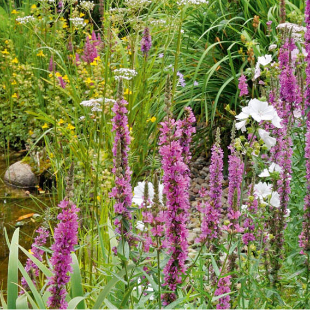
4, 161, 38, 188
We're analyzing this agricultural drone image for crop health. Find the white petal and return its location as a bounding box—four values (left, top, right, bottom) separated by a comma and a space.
259, 169, 270, 177
236, 120, 247, 132
270, 191, 280, 208
271, 113, 283, 128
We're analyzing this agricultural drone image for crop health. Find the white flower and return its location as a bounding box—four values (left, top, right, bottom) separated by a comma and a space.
136, 221, 146, 231
254, 182, 272, 200
241, 204, 248, 212
80, 0, 95, 11
132, 181, 164, 207
259, 162, 283, 178
254, 63, 261, 79
247, 99, 275, 123
258, 129, 276, 149
258, 169, 270, 178
284, 209, 291, 218
125, 0, 151, 7
269, 44, 277, 51
257, 55, 272, 66
16, 16, 35, 24
69, 17, 86, 28
114, 68, 137, 81
235, 99, 282, 131
177, 0, 208, 5
270, 191, 280, 208
293, 109, 302, 118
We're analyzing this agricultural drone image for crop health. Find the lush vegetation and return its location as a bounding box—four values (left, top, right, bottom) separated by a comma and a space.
1, 0, 310, 309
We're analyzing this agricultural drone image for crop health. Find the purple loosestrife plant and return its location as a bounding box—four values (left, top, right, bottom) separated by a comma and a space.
159, 78, 191, 305
47, 200, 79, 309
306, 0, 310, 111
299, 122, 310, 255
48, 55, 55, 72
141, 27, 152, 56
238, 74, 249, 97
279, 0, 286, 23
21, 227, 49, 293
198, 128, 223, 245
110, 79, 133, 249
81, 31, 102, 64
215, 275, 232, 309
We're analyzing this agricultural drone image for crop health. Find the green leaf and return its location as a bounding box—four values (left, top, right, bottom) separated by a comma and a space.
164, 297, 186, 309
18, 261, 45, 309
93, 265, 135, 309
210, 255, 220, 277
70, 253, 85, 309
103, 298, 118, 309
211, 291, 234, 302
67, 297, 86, 309
18, 245, 53, 278
16, 294, 29, 309
0, 291, 7, 309
7, 228, 19, 309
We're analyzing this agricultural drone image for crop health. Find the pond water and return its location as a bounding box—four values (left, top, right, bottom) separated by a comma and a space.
0, 153, 49, 291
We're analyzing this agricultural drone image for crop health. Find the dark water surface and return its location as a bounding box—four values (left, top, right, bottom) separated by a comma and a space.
0, 153, 50, 291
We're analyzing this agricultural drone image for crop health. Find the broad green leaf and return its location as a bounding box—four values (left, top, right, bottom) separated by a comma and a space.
7, 228, 19, 309
16, 294, 28, 309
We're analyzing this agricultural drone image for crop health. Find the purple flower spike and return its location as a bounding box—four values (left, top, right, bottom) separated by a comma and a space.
141, 27, 152, 56
47, 200, 79, 309
238, 74, 248, 97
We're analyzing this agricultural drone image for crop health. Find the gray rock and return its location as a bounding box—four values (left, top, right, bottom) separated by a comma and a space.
4, 161, 38, 188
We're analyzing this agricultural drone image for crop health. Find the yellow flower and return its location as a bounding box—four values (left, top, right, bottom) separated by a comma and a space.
42, 123, 49, 129
80, 12, 85, 17
90, 60, 98, 66
58, 119, 65, 125
124, 89, 132, 95
11, 57, 18, 64
5, 40, 9, 44
85, 77, 94, 84
128, 50, 132, 55
2, 84, 6, 89
37, 50, 45, 57
11, 80, 17, 85
55, 72, 62, 77
60, 17, 65, 21
1, 49, 9, 55
11, 9, 18, 14
49, 73, 53, 78
67, 124, 75, 130
147, 116, 156, 123
62, 22, 68, 29
12, 93, 18, 98
31, 4, 37, 9
28, 249, 34, 255
84, 19, 89, 24
50, 153, 54, 158
29, 130, 34, 135
63, 75, 69, 82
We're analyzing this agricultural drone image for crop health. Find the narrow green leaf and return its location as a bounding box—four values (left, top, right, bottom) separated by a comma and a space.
70, 253, 85, 309
67, 297, 86, 309
7, 228, 19, 309
103, 298, 118, 309
164, 297, 186, 309
210, 255, 220, 277
93, 265, 134, 309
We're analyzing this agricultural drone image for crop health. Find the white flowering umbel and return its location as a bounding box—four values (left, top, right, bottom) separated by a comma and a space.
177, 0, 208, 5
80, 98, 103, 112
125, 0, 151, 7
69, 18, 86, 28
80, 1, 95, 11
114, 68, 137, 81
276, 22, 306, 42
16, 16, 35, 24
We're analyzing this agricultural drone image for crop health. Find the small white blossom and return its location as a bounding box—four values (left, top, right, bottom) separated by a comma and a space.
241, 204, 248, 212
258, 128, 276, 149
293, 109, 302, 118
268, 44, 277, 51
150, 19, 166, 25
177, 0, 208, 5
69, 17, 86, 28
125, 0, 151, 7
16, 16, 35, 24
114, 68, 137, 81
270, 191, 280, 208
80, 0, 95, 10
284, 209, 291, 218
136, 221, 146, 231
254, 182, 273, 200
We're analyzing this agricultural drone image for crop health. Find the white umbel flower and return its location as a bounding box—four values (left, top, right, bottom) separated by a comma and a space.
114, 68, 137, 81
69, 17, 86, 28
16, 16, 35, 24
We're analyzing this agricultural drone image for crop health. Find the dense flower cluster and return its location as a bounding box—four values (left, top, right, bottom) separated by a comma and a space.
159, 107, 194, 305
215, 275, 231, 309
80, 0, 95, 10
47, 200, 79, 309
21, 227, 49, 293
81, 31, 102, 64
114, 68, 138, 81
69, 17, 86, 28
141, 27, 152, 56
305, 0, 310, 110
110, 86, 133, 246
238, 74, 248, 97
177, 0, 208, 5
16, 16, 35, 24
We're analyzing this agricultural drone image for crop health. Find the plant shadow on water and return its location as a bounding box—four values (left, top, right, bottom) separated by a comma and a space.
0, 153, 50, 291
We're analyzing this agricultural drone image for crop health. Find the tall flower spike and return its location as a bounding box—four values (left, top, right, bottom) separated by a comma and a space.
141, 27, 152, 56
238, 74, 248, 97
110, 78, 133, 247
159, 78, 191, 306
279, 0, 286, 23
47, 200, 79, 309
305, 0, 310, 111
299, 121, 310, 254
21, 227, 49, 294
